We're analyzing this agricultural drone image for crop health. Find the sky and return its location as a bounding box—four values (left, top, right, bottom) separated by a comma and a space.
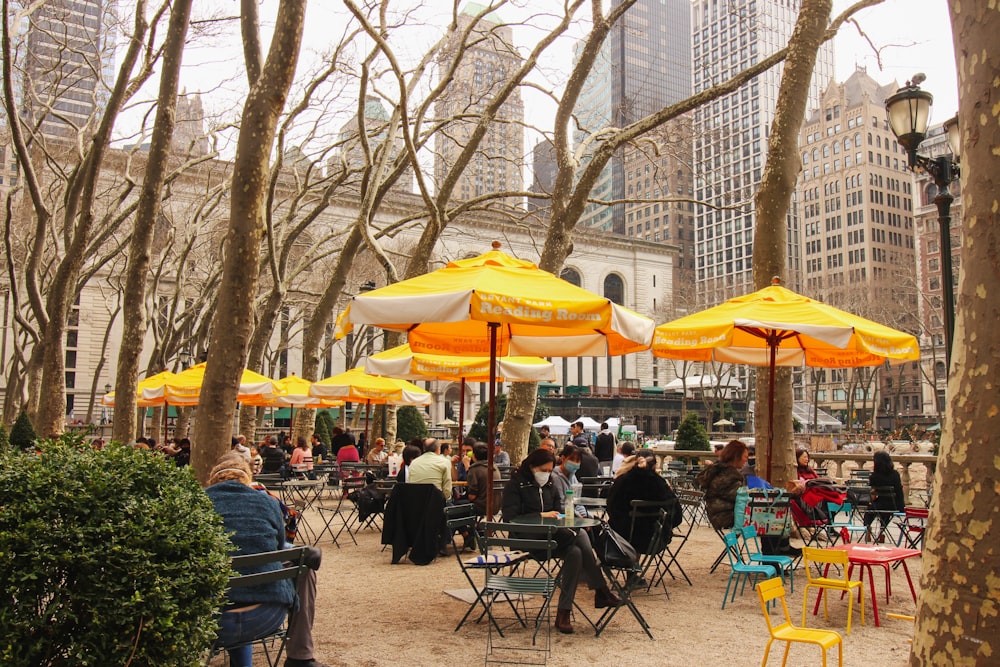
164, 0, 960, 152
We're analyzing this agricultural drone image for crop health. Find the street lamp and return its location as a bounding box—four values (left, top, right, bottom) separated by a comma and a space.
178, 350, 192, 369
885, 73, 960, 371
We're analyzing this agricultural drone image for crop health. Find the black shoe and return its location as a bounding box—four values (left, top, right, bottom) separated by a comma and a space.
438, 546, 451, 557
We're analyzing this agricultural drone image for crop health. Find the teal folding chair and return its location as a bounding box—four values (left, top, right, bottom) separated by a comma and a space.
722, 531, 776, 609
739, 524, 794, 593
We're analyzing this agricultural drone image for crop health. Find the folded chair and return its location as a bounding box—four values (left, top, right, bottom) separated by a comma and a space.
208, 547, 310, 667
722, 531, 776, 609
900, 506, 929, 550
481, 522, 559, 665
314, 477, 364, 547
660, 494, 698, 586
801, 547, 865, 635
757, 578, 843, 667
824, 500, 867, 545
445, 505, 529, 635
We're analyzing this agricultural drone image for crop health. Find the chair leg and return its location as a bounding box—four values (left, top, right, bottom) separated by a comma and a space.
761, 637, 773, 667
780, 641, 791, 667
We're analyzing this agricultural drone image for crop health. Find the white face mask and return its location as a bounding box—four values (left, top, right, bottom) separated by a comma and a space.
533, 471, 551, 486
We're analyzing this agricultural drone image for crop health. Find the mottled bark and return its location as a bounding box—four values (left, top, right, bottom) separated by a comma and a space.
191, 1, 306, 485
909, 3, 1000, 664
113, 0, 193, 444
752, 0, 831, 487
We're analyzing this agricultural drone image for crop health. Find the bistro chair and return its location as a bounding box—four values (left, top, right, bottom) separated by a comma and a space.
481, 522, 559, 665
801, 547, 865, 636
207, 546, 310, 667
756, 578, 843, 667
722, 531, 776, 609
900, 506, 929, 550
739, 524, 794, 594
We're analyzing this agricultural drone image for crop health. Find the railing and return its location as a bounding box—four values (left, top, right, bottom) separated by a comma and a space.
646, 448, 937, 505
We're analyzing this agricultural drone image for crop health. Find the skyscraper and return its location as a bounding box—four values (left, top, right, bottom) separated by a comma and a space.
691, 0, 834, 305
434, 3, 524, 209
796, 67, 921, 423
21, 0, 115, 139
574, 0, 693, 236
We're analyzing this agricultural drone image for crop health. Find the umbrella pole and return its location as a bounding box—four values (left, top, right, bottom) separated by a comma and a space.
365, 400, 371, 453
458, 380, 465, 441
163, 402, 168, 442
485, 323, 498, 521
766, 334, 778, 482
290, 405, 295, 448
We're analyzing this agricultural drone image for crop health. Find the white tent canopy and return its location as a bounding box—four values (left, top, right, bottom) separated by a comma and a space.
572, 416, 602, 431
533, 415, 572, 435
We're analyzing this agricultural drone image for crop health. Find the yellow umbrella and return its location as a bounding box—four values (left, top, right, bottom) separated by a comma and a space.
337, 242, 654, 518
159, 363, 281, 404
365, 343, 556, 440
240, 375, 343, 448
311, 367, 431, 444
652, 278, 919, 480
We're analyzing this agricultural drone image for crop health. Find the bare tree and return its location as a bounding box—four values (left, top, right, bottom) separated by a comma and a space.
113, 0, 195, 443
909, 2, 1000, 661
191, 0, 306, 484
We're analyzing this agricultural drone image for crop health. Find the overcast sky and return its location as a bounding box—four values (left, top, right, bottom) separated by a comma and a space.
167, 0, 959, 152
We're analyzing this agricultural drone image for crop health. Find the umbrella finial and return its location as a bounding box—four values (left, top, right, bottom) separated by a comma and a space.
771, 276, 781, 285
491, 241, 502, 250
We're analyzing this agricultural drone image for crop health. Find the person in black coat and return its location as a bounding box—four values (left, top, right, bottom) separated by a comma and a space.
864, 450, 906, 536
501, 450, 620, 635
606, 452, 683, 554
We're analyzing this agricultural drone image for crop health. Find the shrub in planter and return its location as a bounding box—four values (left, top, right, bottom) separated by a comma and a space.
676, 412, 710, 451
0, 436, 232, 666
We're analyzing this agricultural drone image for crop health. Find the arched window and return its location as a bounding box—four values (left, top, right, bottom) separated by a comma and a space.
604, 273, 625, 305
561, 267, 581, 286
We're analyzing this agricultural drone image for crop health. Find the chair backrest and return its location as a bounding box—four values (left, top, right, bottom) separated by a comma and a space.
228, 546, 309, 593
483, 522, 557, 565
871, 485, 901, 511
738, 523, 762, 553
904, 506, 929, 521
756, 577, 791, 632
628, 499, 675, 554
802, 547, 849, 584
723, 530, 745, 565
444, 503, 478, 534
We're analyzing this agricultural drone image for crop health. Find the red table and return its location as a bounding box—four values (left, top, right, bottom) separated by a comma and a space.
819, 544, 921, 627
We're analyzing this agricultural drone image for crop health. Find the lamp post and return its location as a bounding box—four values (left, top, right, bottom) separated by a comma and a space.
885, 74, 960, 372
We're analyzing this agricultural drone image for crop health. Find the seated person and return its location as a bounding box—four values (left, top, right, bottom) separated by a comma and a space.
365, 437, 388, 465
607, 451, 682, 553
406, 439, 453, 498
696, 439, 747, 532
550, 444, 586, 516
466, 443, 502, 518
205, 454, 328, 667
611, 441, 635, 474
501, 449, 621, 635
864, 450, 906, 535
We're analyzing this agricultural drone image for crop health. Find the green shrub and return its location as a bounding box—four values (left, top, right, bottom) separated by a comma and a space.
315, 410, 336, 447
676, 412, 710, 451
0, 423, 8, 451
396, 405, 428, 443
0, 438, 232, 666
9, 411, 37, 451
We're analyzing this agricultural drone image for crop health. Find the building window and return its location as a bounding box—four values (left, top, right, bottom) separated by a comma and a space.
561, 268, 581, 286
603, 274, 625, 305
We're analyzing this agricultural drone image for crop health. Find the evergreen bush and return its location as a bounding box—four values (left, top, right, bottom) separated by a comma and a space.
0, 438, 232, 666
675, 412, 710, 451
315, 410, 336, 447
396, 405, 428, 443
0, 423, 8, 451
9, 411, 37, 451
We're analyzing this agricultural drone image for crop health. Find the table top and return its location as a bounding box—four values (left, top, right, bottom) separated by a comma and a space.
576, 497, 607, 508
833, 544, 921, 563
508, 515, 601, 529
281, 479, 326, 488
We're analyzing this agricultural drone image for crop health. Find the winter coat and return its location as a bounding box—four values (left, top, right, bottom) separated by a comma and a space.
501, 468, 562, 520
697, 461, 745, 531
467, 460, 502, 516
607, 467, 683, 553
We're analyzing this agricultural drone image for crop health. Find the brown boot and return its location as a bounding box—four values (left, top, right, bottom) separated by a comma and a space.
594, 586, 622, 609
554, 608, 574, 634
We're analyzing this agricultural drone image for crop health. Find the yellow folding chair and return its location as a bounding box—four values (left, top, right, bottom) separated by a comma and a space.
757, 578, 842, 667
801, 547, 865, 635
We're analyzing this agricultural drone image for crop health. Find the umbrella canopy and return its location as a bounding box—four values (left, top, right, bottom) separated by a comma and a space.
337, 242, 654, 519
155, 363, 282, 404
652, 279, 919, 480
336, 243, 654, 358
713, 419, 736, 427
240, 375, 342, 408
365, 343, 556, 383
310, 368, 431, 406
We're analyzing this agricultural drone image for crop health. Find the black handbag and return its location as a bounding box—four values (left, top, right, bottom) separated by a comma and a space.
594, 522, 638, 568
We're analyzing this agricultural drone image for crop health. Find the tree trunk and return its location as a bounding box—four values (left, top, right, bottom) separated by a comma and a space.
910, 3, 1000, 662
751, 0, 831, 487
191, 1, 305, 485
113, 0, 193, 444
503, 382, 536, 466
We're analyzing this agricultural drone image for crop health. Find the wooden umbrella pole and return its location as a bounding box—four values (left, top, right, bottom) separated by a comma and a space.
485, 322, 499, 521
458, 380, 465, 441
765, 333, 778, 483
364, 399, 371, 454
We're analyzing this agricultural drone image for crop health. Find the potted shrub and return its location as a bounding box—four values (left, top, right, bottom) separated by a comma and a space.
0, 436, 232, 666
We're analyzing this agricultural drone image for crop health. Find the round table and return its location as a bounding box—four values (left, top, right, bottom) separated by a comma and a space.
507, 515, 601, 529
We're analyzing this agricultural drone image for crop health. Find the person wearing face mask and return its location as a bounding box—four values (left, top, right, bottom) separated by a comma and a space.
501, 449, 620, 635
551, 444, 586, 517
